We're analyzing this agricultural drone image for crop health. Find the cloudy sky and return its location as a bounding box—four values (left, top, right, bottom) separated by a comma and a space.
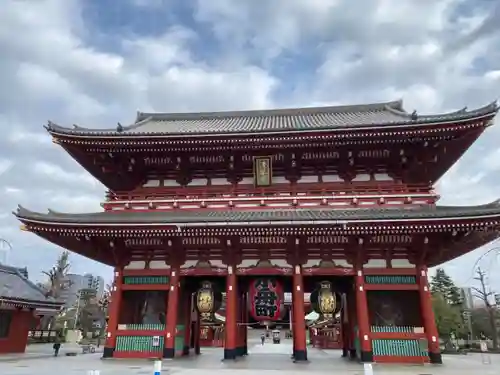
1, 0, 500, 289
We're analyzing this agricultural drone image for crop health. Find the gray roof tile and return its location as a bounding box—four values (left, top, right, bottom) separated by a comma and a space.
14, 200, 500, 225
0, 264, 62, 308
46, 100, 498, 137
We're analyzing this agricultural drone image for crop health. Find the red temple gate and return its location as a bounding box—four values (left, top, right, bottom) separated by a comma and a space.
14, 100, 500, 364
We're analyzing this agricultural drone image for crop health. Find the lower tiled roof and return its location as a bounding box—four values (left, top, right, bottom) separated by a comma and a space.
13, 200, 500, 225
0, 264, 63, 309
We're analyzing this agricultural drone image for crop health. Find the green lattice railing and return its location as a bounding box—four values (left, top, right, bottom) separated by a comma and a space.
115, 335, 164, 352
123, 276, 169, 285
115, 325, 185, 353
371, 326, 420, 333
372, 339, 427, 356
364, 275, 416, 284
118, 324, 165, 331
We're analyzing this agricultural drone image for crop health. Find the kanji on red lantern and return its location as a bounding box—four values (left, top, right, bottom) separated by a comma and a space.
249, 278, 284, 321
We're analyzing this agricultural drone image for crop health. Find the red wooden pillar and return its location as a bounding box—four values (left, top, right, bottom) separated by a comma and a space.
182, 291, 192, 356
164, 268, 180, 359
418, 267, 442, 364
355, 269, 373, 362
236, 290, 243, 356
224, 266, 238, 360
242, 291, 248, 355
292, 265, 307, 362
103, 267, 123, 358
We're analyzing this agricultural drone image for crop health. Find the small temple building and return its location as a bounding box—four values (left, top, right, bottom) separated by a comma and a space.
13, 99, 500, 364
0, 264, 62, 353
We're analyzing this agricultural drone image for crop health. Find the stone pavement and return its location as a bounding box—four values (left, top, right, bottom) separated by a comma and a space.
0, 340, 498, 375
0, 343, 103, 362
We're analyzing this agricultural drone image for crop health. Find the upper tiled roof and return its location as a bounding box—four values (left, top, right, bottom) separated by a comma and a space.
0, 264, 62, 309
13, 200, 500, 225
46, 100, 498, 137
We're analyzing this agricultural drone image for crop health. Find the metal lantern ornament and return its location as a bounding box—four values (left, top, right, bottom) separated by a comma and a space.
195, 281, 221, 322
310, 281, 341, 321
248, 278, 284, 322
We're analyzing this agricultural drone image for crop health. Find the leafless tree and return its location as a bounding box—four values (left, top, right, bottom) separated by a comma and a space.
472, 268, 498, 349
40, 251, 73, 328
42, 251, 72, 299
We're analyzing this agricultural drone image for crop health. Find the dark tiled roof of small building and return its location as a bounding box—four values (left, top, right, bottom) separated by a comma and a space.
0, 264, 62, 309
45, 100, 498, 137
13, 200, 500, 225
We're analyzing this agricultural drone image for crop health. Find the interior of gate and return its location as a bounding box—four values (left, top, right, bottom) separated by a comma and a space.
111, 271, 424, 362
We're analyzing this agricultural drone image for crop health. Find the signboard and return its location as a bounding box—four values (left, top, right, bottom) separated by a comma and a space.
480, 340, 488, 352
152, 336, 160, 347
480, 340, 491, 365
253, 156, 272, 187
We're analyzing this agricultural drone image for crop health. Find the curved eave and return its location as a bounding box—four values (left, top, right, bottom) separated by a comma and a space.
44, 101, 498, 140
14, 205, 500, 268
428, 231, 500, 267
12, 200, 500, 228
0, 297, 63, 311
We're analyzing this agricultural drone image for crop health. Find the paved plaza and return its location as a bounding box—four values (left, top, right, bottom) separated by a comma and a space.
1, 339, 498, 375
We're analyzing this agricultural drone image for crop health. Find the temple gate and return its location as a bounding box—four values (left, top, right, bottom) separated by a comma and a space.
14, 99, 500, 364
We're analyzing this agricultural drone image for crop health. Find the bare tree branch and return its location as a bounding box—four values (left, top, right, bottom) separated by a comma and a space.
473, 267, 498, 349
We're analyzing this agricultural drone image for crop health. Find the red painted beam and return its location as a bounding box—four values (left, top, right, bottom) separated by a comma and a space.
121, 284, 170, 291
113, 351, 163, 359
122, 269, 171, 276
363, 268, 417, 275
373, 355, 429, 363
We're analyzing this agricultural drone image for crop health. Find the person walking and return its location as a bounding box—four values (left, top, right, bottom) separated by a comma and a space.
53, 335, 62, 357
261, 333, 265, 345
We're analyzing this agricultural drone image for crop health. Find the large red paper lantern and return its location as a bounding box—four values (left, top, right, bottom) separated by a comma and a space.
249, 278, 284, 321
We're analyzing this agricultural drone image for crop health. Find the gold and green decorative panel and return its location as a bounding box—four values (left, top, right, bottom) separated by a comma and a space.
120, 324, 165, 330
364, 275, 417, 285
115, 335, 164, 352
123, 276, 169, 285
372, 339, 427, 357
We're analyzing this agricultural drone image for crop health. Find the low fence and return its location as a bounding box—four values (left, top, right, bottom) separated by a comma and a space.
27, 330, 60, 343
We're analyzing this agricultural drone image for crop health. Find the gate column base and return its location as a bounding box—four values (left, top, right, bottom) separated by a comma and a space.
292, 349, 308, 362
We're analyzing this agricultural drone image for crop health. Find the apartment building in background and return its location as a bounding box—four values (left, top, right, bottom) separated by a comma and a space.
460, 287, 475, 309
60, 273, 104, 307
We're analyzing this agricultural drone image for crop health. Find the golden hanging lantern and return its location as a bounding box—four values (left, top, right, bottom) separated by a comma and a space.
315, 281, 337, 320
196, 281, 215, 321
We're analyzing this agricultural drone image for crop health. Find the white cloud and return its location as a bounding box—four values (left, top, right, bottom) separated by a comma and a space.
31, 162, 99, 189
0, 159, 13, 176
1, 0, 500, 287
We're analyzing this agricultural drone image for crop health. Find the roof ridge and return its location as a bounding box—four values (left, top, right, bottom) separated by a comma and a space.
134, 100, 403, 123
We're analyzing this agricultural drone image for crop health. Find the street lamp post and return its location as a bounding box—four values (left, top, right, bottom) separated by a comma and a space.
463, 310, 474, 345
73, 290, 82, 330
